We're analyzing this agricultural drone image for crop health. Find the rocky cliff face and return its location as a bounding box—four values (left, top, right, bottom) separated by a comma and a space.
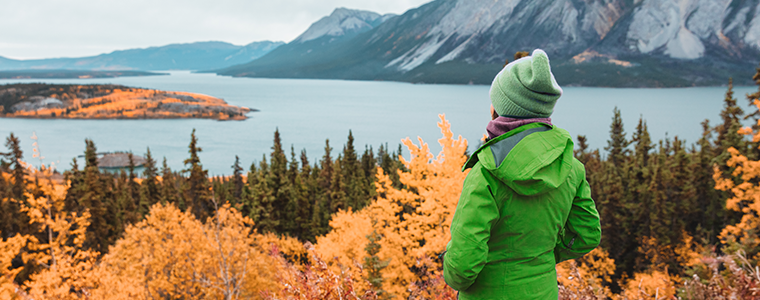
384, 0, 631, 72
219, 0, 760, 87
294, 8, 395, 43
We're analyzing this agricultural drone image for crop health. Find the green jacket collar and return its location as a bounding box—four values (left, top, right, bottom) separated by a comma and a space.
462, 122, 552, 171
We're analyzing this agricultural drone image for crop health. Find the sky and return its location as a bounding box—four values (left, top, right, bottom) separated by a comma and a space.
0, 0, 432, 60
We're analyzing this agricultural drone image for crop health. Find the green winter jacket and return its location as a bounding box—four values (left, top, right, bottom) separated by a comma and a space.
443, 122, 601, 299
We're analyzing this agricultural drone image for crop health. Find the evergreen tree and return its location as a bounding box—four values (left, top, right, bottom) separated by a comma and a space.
78, 139, 110, 252
126, 152, 140, 219
283, 146, 300, 235
231, 155, 244, 205
330, 157, 347, 213
311, 140, 334, 237
605, 107, 630, 167
115, 169, 134, 234
5, 133, 25, 200
63, 158, 83, 212
268, 129, 290, 233
341, 130, 366, 210
284, 146, 312, 241
139, 148, 159, 216
377, 143, 404, 189
159, 158, 180, 207
183, 129, 210, 221
1, 133, 29, 237
715, 79, 748, 228
692, 120, 722, 244
252, 156, 277, 232
716, 78, 747, 160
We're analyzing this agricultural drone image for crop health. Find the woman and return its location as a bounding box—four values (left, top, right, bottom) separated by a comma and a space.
443, 49, 601, 299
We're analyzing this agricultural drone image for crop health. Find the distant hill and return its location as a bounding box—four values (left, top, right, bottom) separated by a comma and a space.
0, 41, 284, 71
217, 1, 760, 87
0, 69, 166, 79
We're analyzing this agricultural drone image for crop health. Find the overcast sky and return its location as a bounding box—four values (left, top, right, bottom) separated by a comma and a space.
0, 0, 432, 60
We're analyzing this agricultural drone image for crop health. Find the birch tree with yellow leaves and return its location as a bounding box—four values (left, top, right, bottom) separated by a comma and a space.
317, 114, 467, 298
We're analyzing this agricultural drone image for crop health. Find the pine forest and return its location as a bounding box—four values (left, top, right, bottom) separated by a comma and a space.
6, 69, 760, 299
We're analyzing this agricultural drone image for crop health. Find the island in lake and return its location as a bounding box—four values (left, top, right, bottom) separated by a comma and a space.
0, 83, 253, 120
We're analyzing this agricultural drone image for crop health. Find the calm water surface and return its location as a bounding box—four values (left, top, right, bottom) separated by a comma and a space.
0, 71, 754, 175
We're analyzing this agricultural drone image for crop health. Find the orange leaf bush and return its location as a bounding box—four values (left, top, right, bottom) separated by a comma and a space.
316, 114, 468, 298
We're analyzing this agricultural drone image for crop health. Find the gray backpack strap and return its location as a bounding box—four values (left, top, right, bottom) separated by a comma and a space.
490, 126, 551, 168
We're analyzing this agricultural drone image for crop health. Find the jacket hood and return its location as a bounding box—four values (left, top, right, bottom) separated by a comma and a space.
464, 123, 575, 196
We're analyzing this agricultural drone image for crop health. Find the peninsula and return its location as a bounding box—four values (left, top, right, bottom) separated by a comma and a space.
0, 83, 253, 120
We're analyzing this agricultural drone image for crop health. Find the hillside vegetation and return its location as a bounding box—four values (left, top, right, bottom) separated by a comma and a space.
4, 68, 760, 299
0, 83, 252, 120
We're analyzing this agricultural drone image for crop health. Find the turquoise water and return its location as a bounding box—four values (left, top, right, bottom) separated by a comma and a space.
0, 71, 755, 175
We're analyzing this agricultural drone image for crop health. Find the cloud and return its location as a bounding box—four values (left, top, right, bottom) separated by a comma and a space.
0, 0, 432, 59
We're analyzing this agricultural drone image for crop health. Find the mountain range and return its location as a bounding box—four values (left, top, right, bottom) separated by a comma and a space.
0, 41, 284, 71
216, 0, 760, 87
4, 1, 760, 87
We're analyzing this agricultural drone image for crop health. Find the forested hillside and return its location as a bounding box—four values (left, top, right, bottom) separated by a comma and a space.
4, 70, 760, 298
0, 84, 251, 120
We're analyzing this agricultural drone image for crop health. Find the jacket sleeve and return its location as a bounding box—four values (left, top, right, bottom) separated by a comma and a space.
444, 166, 500, 291
555, 171, 601, 264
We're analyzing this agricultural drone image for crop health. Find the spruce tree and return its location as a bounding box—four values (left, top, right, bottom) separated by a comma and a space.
139, 148, 159, 216
5, 133, 25, 200
330, 157, 347, 213
716, 78, 747, 160
605, 107, 630, 167
63, 158, 84, 212
116, 169, 135, 231
183, 129, 210, 221
269, 129, 290, 233
253, 155, 277, 232
693, 120, 722, 244
341, 130, 365, 210
159, 158, 180, 207
78, 139, 110, 252
283, 146, 301, 235
239, 161, 258, 218
285, 147, 312, 241
1, 133, 29, 237
715, 79, 748, 227
311, 139, 334, 236
126, 153, 140, 219
231, 155, 244, 205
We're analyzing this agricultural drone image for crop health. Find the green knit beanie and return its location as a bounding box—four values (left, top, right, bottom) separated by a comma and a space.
489, 49, 563, 118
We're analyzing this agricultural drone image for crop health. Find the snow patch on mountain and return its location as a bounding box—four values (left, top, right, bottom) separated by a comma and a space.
626, 0, 710, 59
430, 0, 519, 37
387, 0, 519, 70
686, 0, 730, 39
295, 8, 391, 43
666, 27, 705, 59
387, 35, 451, 72
436, 35, 473, 64
744, 5, 760, 49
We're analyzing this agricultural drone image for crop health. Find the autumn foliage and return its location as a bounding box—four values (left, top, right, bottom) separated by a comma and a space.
8, 75, 760, 299
0, 84, 250, 120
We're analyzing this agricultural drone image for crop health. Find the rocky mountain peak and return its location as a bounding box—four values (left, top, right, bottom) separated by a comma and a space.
294, 8, 395, 43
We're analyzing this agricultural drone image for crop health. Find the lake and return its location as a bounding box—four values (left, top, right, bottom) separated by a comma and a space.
0, 71, 755, 175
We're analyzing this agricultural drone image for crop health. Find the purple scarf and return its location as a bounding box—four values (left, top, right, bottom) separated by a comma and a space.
486, 116, 552, 140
